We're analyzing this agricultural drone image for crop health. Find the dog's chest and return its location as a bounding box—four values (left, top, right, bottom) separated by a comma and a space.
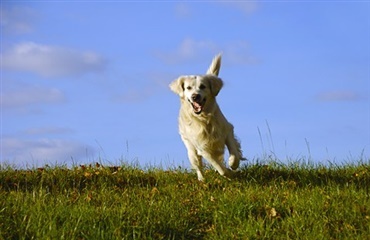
181, 117, 230, 153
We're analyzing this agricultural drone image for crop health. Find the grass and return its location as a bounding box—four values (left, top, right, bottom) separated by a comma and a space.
0, 159, 369, 239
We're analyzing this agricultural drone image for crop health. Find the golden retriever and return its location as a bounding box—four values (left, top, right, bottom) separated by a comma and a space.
169, 54, 244, 181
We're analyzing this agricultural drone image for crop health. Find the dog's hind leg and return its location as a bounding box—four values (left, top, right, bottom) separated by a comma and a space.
226, 131, 243, 170
203, 151, 235, 179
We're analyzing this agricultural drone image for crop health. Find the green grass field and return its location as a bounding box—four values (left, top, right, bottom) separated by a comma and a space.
1, 159, 369, 239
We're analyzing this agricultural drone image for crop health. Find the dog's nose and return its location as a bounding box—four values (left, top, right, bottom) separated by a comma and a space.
191, 94, 201, 102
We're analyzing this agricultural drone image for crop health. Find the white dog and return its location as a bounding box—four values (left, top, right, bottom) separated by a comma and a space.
170, 54, 244, 181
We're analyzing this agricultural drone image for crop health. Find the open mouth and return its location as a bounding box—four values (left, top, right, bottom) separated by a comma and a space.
190, 98, 206, 115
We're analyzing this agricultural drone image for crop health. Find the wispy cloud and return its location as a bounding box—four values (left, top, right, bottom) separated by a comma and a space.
223, 40, 260, 65
1, 84, 65, 108
112, 72, 169, 103
173, 2, 257, 20
1, 42, 107, 78
1, 138, 95, 165
174, 3, 192, 18
316, 90, 364, 102
114, 88, 155, 103
155, 38, 218, 64
1, 6, 37, 34
155, 38, 258, 65
22, 127, 75, 136
221, 1, 258, 15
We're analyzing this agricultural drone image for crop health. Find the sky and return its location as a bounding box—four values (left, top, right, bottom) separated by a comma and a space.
1, 1, 369, 169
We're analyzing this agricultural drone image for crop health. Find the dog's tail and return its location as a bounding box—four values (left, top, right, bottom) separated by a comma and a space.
206, 53, 222, 76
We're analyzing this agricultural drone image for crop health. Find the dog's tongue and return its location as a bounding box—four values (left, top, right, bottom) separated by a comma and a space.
193, 102, 202, 113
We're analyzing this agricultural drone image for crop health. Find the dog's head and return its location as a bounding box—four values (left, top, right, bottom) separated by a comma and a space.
169, 75, 223, 115
169, 54, 223, 115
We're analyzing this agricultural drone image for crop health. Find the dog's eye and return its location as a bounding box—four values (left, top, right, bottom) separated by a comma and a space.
199, 84, 206, 90
186, 86, 192, 90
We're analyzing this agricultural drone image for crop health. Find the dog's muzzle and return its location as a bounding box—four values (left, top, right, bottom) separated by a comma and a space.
189, 94, 206, 115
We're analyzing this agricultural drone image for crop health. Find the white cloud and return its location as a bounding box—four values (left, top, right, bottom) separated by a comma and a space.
155, 38, 258, 65
316, 90, 364, 102
1, 42, 107, 78
1, 85, 65, 108
1, 138, 95, 165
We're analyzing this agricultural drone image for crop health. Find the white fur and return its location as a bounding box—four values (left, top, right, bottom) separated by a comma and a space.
169, 54, 244, 181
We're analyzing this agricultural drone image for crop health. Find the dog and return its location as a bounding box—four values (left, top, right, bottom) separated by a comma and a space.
169, 53, 244, 181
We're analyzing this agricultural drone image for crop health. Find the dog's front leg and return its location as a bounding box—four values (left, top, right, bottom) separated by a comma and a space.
182, 138, 205, 181
226, 131, 242, 170
188, 151, 204, 181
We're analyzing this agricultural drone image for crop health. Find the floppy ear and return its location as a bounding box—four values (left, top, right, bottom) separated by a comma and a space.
208, 76, 223, 97
169, 76, 186, 98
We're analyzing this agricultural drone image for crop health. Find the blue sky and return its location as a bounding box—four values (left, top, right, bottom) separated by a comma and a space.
1, 1, 369, 168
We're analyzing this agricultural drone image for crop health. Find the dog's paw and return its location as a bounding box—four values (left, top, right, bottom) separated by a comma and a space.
196, 171, 205, 182
228, 155, 240, 170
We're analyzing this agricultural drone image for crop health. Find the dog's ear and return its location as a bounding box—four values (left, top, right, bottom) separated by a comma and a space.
169, 76, 186, 98
208, 76, 223, 97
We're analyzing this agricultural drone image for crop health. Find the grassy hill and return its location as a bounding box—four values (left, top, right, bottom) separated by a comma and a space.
1, 160, 369, 239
